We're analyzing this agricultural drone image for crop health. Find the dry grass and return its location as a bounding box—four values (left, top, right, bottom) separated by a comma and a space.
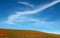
0, 28, 60, 38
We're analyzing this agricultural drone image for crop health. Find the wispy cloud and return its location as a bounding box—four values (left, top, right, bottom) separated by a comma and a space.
19, 0, 59, 14
18, 1, 34, 8
30, 18, 58, 28
4, 0, 59, 25
57, 0, 60, 2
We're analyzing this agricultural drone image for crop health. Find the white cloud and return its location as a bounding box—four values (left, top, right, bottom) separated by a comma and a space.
29, 18, 58, 28
18, 1, 59, 14
18, 1, 34, 8
4, 0, 59, 25
57, 0, 60, 2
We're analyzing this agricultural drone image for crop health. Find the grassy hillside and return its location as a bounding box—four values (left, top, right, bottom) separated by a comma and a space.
0, 28, 60, 38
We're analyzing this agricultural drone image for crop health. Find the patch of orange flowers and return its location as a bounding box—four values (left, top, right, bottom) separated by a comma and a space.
0, 32, 7, 36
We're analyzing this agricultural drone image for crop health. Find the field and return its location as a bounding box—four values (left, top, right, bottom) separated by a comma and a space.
0, 28, 60, 38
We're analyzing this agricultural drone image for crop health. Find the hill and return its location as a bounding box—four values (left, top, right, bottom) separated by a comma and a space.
0, 28, 60, 38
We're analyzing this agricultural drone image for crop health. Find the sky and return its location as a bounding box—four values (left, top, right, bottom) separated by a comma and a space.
0, 0, 60, 34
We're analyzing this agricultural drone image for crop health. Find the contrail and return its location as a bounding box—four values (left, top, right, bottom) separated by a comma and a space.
30, 0, 60, 14
57, 0, 60, 2
4, 0, 60, 24
17, 0, 60, 15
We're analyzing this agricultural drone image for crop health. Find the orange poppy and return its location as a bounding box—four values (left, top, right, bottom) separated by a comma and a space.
0, 32, 7, 36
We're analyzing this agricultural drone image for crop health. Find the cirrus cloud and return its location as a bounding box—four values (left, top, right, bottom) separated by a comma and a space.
4, 0, 60, 27
18, 1, 34, 8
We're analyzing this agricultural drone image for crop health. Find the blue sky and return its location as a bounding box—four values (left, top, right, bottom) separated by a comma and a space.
0, 0, 60, 34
